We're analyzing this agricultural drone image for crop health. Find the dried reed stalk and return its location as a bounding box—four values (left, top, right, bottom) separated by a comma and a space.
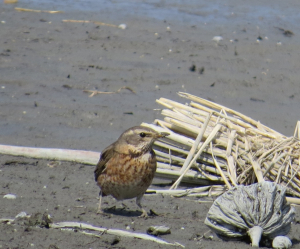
142, 92, 300, 201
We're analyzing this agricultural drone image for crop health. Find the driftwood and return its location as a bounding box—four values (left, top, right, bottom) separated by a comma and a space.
0, 217, 183, 247
50, 222, 183, 247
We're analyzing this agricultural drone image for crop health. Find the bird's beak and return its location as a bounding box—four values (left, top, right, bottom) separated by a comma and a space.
156, 132, 170, 138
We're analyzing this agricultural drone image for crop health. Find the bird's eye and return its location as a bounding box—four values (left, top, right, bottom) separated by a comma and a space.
140, 132, 146, 138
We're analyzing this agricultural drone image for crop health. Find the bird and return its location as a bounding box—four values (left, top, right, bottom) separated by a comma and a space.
94, 126, 169, 217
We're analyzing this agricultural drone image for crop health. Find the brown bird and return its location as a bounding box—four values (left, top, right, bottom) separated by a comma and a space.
94, 126, 169, 217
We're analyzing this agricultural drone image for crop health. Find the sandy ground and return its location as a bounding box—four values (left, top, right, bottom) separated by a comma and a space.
1, 0, 300, 248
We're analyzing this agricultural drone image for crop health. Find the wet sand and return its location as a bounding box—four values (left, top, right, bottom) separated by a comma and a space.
1, 0, 300, 248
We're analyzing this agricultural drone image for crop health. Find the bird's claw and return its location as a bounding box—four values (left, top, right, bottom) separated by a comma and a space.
138, 210, 148, 218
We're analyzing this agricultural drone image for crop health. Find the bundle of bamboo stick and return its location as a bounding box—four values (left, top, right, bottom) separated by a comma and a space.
142, 92, 300, 199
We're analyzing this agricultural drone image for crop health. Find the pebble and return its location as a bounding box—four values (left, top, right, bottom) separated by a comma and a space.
3, 194, 17, 199
147, 225, 171, 236
118, 24, 127, 30
212, 36, 223, 42
15, 211, 27, 218
273, 236, 292, 249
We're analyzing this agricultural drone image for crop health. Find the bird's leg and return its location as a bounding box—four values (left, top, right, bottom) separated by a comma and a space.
97, 190, 103, 214
121, 203, 128, 210
136, 194, 148, 218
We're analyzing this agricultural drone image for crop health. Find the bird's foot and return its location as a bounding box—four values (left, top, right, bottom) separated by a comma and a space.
96, 209, 104, 215
121, 203, 129, 210
138, 209, 148, 218
149, 209, 159, 216
107, 205, 116, 211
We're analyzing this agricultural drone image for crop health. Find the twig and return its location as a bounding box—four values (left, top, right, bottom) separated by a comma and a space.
15, 7, 63, 13
83, 90, 116, 97
63, 19, 117, 28
83, 86, 136, 97
50, 221, 185, 247
116, 86, 136, 94
0, 218, 184, 247
62, 20, 126, 29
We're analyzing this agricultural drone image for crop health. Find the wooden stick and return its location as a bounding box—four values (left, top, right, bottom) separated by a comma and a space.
15, 7, 63, 13
0, 218, 183, 247
50, 222, 184, 246
83, 86, 135, 97
0, 145, 99, 165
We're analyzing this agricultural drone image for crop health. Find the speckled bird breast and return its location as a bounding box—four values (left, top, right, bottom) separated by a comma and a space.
97, 150, 157, 200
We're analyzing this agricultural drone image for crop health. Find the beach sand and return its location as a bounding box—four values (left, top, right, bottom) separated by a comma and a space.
1, 0, 300, 248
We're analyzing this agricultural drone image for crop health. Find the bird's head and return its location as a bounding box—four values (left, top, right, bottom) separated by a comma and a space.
115, 126, 169, 155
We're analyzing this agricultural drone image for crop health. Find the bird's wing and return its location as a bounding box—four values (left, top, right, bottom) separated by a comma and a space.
94, 143, 115, 181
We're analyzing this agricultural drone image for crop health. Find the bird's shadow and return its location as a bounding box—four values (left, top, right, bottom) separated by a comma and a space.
102, 206, 143, 217
101, 206, 158, 218
292, 238, 300, 246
